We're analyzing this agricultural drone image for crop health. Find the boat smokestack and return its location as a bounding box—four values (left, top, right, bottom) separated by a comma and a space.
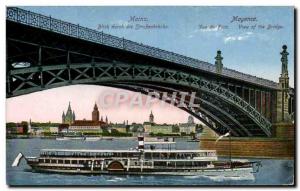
138, 135, 144, 151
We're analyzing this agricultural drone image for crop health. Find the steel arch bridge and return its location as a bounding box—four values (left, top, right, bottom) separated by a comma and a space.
6, 7, 294, 137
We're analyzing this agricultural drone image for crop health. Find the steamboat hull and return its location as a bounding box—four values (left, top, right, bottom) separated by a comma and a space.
28, 163, 254, 177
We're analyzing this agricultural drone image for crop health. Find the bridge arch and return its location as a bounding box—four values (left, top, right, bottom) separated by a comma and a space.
7, 61, 272, 137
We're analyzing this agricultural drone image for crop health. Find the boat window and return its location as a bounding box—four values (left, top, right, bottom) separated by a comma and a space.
208, 152, 216, 156
145, 153, 151, 159
45, 159, 50, 163
51, 160, 57, 163
170, 153, 176, 159
58, 160, 63, 164
38, 159, 44, 163
65, 160, 70, 164
72, 160, 77, 164
197, 152, 207, 157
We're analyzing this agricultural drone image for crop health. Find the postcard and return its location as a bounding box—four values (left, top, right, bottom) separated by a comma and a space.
6, 6, 295, 186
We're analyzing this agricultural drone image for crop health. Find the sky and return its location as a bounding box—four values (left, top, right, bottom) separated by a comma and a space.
6, 6, 294, 124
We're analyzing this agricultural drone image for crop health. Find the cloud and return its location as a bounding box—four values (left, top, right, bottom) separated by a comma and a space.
223, 32, 253, 44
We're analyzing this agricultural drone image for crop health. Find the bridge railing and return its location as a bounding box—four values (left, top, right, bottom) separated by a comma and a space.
7, 7, 278, 89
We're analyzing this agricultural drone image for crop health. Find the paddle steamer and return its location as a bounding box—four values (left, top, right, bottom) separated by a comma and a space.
12, 135, 261, 176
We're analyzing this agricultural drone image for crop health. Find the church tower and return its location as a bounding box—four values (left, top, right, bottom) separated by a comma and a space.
149, 110, 154, 123
62, 111, 65, 123
72, 111, 76, 121
92, 102, 100, 121
62, 102, 75, 125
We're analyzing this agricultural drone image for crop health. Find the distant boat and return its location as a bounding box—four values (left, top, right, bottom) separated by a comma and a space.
56, 135, 113, 141
56, 137, 85, 141
101, 137, 113, 141
84, 137, 101, 141
56, 132, 85, 141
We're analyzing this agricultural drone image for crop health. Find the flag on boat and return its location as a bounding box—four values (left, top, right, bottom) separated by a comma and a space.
215, 132, 230, 144
12, 153, 24, 167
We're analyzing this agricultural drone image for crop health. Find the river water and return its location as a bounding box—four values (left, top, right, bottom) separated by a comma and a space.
6, 138, 294, 186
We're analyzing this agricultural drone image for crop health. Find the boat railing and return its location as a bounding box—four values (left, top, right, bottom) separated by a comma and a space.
37, 163, 85, 168
40, 152, 140, 158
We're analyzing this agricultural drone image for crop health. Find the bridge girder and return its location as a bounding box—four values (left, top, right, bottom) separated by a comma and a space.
7, 62, 272, 137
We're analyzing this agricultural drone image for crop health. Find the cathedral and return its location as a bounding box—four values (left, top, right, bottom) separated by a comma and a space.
62, 102, 75, 125
62, 102, 108, 132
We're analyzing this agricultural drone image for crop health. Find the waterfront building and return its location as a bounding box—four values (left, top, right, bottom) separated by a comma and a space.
129, 123, 144, 132
178, 115, 196, 135
150, 124, 173, 134
111, 123, 127, 133
58, 124, 69, 132
34, 128, 44, 136
179, 123, 196, 135
49, 127, 59, 134
7, 126, 23, 135
143, 122, 152, 133
137, 125, 144, 133
69, 120, 103, 133
130, 123, 145, 137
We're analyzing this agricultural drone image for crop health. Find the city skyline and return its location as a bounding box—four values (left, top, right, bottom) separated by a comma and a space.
6, 85, 200, 124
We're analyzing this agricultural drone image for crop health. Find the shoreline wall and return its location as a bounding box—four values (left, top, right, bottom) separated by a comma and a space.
199, 123, 295, 159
